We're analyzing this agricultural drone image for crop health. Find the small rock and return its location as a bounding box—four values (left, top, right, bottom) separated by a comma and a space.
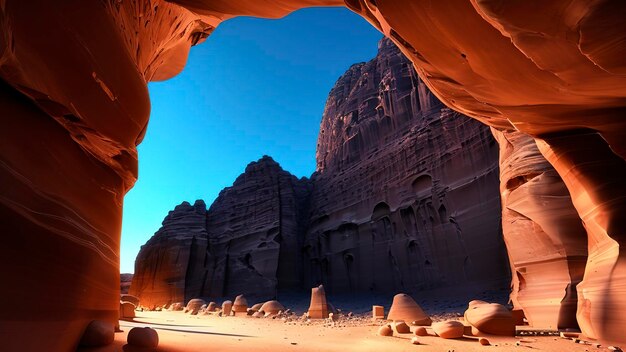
79, 320, 115, 347
394, 321, 411, 334
560, 331, 580, 339
479, 338, 490, 346
222, 300, 233, 316
608, 347, 623, 352
415, 326, 428, 336
432, 320, 464, 339
127, 327, 159, 349
411, 337, 421, 345
378, 324, 393, 337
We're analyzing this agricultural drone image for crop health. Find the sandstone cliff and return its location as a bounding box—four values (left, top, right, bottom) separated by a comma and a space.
130, 157, 312, 305
202, 156, 311, 299
131, 39, 509, 305
305, 38, 509, 294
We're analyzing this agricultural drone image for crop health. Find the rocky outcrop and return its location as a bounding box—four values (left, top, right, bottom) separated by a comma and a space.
1, 0, 625, 348
305, 38, 508, 294
130, 157, 311, 305
202, 156, 311, 299
129, 200, 209, 308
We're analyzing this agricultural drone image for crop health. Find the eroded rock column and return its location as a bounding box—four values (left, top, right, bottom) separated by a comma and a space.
0, 1, 214, 349
492, 129, 588, 330
537, 131, 626, 342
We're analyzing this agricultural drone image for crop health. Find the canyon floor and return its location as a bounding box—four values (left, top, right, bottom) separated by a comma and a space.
79, 288, 608, 352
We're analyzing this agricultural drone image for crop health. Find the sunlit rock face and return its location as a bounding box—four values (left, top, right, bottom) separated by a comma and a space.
305, 38, 509, 293
129, 200, 209, 309
1, 0, 625, 347
492, 129, 588, 330
130, 157, 312, 306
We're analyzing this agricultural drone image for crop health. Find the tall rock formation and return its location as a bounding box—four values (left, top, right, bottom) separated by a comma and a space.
305, 38, 509, 294
130, 157, 311, 305
202, 156, 311, 299
492, 129, 587, 329
131, 39, 509, 305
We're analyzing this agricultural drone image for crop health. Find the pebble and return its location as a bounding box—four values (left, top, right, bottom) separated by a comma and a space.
479, 338, 490, 346
411, 337, 421, 345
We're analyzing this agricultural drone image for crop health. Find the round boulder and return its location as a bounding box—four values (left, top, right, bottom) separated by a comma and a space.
79, 320, 115, 347
432, 320, 465, 339
260, 300, 285, 316
464, 301, 515, 336
127, 327, 159, 349
378, 324, 393, 336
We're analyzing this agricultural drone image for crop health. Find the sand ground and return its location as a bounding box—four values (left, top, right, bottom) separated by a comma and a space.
77, 309, 608, 352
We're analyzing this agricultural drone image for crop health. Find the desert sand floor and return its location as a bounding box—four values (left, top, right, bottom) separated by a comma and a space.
77, 310, 608, 352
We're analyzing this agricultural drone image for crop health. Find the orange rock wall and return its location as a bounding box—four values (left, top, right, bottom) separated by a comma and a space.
492, 129, 587, 330
1, 0, 625, 347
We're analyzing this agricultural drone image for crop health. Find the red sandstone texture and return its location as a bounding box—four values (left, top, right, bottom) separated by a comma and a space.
0, 0, 625, 349
130, 39, 508, 307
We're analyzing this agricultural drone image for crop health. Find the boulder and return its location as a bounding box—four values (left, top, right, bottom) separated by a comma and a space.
79, 320, 115, 347
432, 320, 465, 339
387, 294, 431, 325
464, 301, 515, 336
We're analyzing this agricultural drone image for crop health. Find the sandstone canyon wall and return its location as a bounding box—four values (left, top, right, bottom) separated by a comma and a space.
131, 38, 509, 305
1, 0, 625, 349
304, 38, 509, 294
130, 157, 312, 306
492, 129, 588, 330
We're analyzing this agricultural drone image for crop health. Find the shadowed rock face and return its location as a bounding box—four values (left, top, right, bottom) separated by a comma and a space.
305, 38, 509, 294
1, 0, 625, 348
129, 200, 210, 309
130, 157, 312, 305
202, 157, 312, 299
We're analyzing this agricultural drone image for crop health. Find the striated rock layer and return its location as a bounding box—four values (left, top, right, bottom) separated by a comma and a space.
130, 39, 508, 307
304, 38, 508, 294
1, 0, 625, 348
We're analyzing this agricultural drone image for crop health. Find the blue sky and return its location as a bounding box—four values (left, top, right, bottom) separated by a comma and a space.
120, 7, 382, 273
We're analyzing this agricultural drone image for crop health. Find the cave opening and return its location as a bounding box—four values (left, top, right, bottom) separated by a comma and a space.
2, 0, 625, 349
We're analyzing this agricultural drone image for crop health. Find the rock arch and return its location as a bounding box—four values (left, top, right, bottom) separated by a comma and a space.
1, 0, 625, 348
